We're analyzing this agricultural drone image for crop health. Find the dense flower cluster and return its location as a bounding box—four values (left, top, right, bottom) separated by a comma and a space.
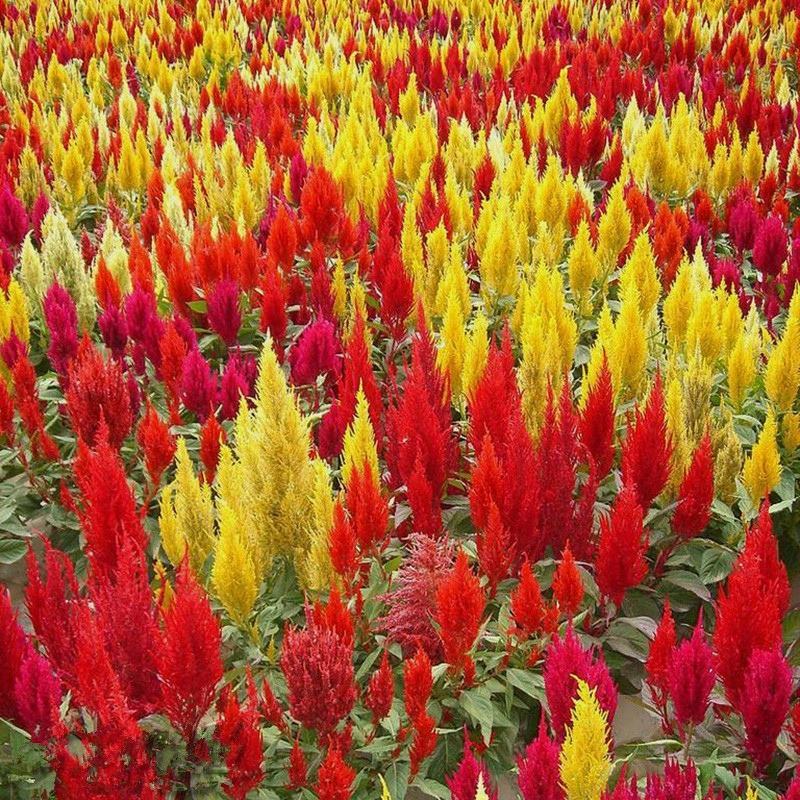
1, 0, 800, 798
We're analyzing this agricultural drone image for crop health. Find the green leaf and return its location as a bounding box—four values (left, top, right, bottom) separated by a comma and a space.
0, 537, 27, 564
663, 570, 711, 602
505, 668, 544, 701
698, 547, 735, 584
412, 778, 450, 799
383, 758, 410, 800
459, 688, 494, 744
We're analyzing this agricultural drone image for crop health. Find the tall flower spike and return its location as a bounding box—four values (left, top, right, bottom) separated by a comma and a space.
366, 650, 394, 724
517, 719, 564, 800
315, 747, 355, 800
212, 501, 259, 624
559, 680, 612, 800
672, 434, 714, 538
280, 617, 355, 735
66, 340, 132, 449
621, 374, 672, 510
646, 600, 676, 709
552, 544, 584, 618
511, 560, 545, 638
435, 551, 484, 685
137, 402, 176, 487
159, 560, 223, 742
0, 588, 29, 722
579, 353, 615, 479
742, 409, 781, 505
595, 484, 648, 609
215, 685, 264, 800
738, 648, 792, 772
666, 616, 715, 730
446, 738, 498, 800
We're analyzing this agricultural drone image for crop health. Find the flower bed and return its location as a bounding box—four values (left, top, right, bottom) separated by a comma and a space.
1, 0, 800, 798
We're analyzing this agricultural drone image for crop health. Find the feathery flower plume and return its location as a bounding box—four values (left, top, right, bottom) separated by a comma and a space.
595, 484, 648, 608
447, 739, 498, 800
518, 719, 564, 800
435, 551, 484, 684
159, 561, 223, 741
559, 680, 612, 800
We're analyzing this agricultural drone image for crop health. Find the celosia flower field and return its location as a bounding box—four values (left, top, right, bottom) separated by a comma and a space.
2, 0, 800, 797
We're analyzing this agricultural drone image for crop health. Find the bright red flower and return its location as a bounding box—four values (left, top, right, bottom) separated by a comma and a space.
309, 587, 354, 647
0, 181, 29, 248
43, 282, 79, 377
753, 214, 788, 277
644, 759, 697, 800
595, 484, 649, 608
74, 426, 148, 582
667, 617, 715, 729
207, 279, 242, 346
300, 168, 345, 244
259, 264, 289, 356
66, 340, 132, 449
137, 402, 176, 486
0, 588, 29, 721
477, 501, 513, 594
289, 318, 340, 386
529, 385, 598, 561
646, 599, 676, 704
510, 560, 545, 638
92, 539, 161, 717
158, 320, 189, 411
406, 454, 443, 537
12, 354, 58, 459
409, 710, 438, 777
672, 434, 714, 538
734, 502, 791, 616
330, 501, 358, 585
579, 354, 615, 479
0, 380, 14, 444
199, 413, 223, 483
287, 739, 307, 790
552, 543, 584, 617
365, 650, 394, 724
315, 747, 355, 800
13, 649, 60, 743
403, 647, 433, 723
713, 542, 783, 708
267, 204, 298, 269
517, 719, 564, 800
159, 561, 223, 741
346, 465, 389, 552
215, 685, 264, 800
25, 542, 81, 684
259, 678, 285, 731
739, 648, 792, 772
435, 551, 484, 683
447, 739, 498, 800
621, 374, 673, 510
180, 347, 217, 421
280, 617, 355, 736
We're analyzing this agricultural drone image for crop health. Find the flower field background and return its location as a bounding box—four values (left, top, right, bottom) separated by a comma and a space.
2, 0, 800, 797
